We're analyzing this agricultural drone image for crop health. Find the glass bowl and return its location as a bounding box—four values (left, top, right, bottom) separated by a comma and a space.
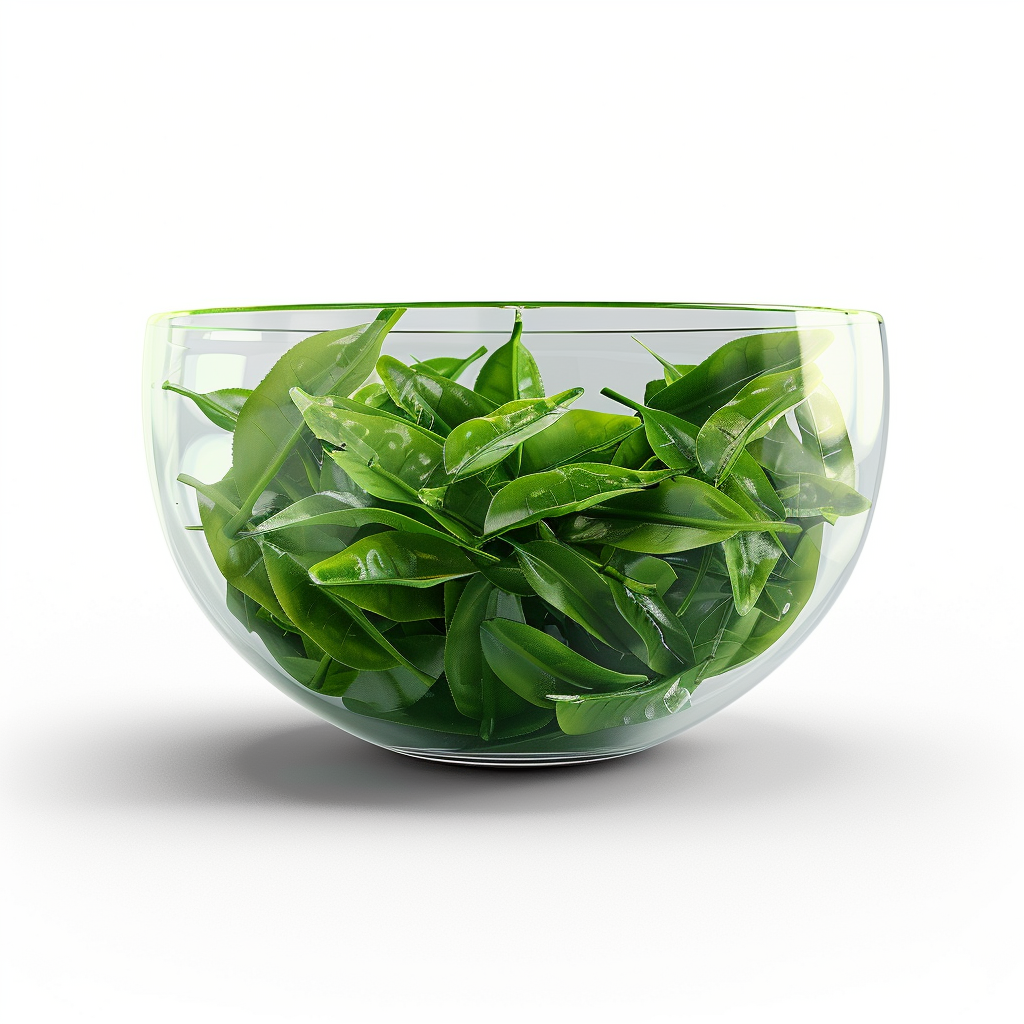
144, 303, 887, 765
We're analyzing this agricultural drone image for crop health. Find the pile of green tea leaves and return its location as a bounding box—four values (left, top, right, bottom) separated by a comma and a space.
167, 308, 870, 741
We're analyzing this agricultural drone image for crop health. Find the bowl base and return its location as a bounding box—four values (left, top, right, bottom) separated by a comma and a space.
387, 745, 644, 768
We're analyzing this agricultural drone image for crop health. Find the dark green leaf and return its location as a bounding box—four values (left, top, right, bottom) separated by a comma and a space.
553, 664, 702, 736
609, 582, 694, 674
518, 409, 640, 474
239, 490, 483, 553
720, 451, 787, 615
444, 387, 584, 480
480, 618, 647, 708
443, 577, 538, 737
696, 364, 823, 484
513, 541, 646, 658
610, 426, 654, 469
262, 542, 433, 677
341, 635, 445, 712
225, 309, 404, 533
649, 328, 833, 423
377, 354, 496, 433
444, 575, 493, 720
183, 472, 288, 619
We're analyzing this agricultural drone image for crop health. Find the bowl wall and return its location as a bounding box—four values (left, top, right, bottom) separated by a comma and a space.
144, 303, 887, 764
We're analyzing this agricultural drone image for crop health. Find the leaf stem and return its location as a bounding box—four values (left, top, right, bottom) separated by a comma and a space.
601, 387, 645, 415
311, 654, 333, 691
675, 546, 713, 619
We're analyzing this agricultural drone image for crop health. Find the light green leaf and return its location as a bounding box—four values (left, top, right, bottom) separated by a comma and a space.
474, 310, 544, 404
310, 531, 480, 588
484, 463, 682, 535
162, 383, 251, 431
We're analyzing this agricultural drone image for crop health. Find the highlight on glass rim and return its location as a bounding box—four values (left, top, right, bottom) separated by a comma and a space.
146, 302, 887, 764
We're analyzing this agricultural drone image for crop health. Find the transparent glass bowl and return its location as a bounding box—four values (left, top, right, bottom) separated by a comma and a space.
144, 303, 887, 765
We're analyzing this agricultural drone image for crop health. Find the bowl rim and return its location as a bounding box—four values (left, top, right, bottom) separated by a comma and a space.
149, 301, 884, 327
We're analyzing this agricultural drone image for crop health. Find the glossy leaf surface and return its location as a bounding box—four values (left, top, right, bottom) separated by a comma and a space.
609, 582, 694, 674
518, 409, 640, 474
226, 309, 404, 532
474, 310, 544, 405
377, 354, 496, 433
553, 665, 701, 736
513, 541, 646, 657
696, 364, 823, 484
649, 328, 833, 423
293, 391, 449, 502
443, 388, 584, 480
484, 463, 682, 535
262, 542, 409, 672
720, 451, 787, 615
310, 531, 479, 588
480, 618, 647, 708
559, 477, 795, 554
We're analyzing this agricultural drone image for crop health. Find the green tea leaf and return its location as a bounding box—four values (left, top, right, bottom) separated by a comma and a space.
696, 364, 823, 484
480, 618, 648, 708
184, 472, 288, 619
559, 477, 796, 554
262, 542, 416, 673
443, 575, 493, 720
484, 463, 682, 535
411, 345, 488, 382
794, 386, 857, 487
310, 531, 480, 588
162, 383, 251, 431
610, 426, 655, 469
649, 328, 833, 423
553, 664, 702, 736
377, 354, 496, 433
631, 336, 688, 383
341, 635, 445, 712
518, 409, 640, 474
609, 582, 694, 674
601, 388, 699, 471
239, 490, 482, 553
513, 541, 646, 657
226, 309, 404, 533
443, 387, 584, 480
474, 310, 545, 404
293, 391, 449, 503
775, 474, 872, 518
719, 451, 788, 615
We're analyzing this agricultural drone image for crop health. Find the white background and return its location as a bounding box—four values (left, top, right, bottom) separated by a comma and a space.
1, 1, 1021, 1021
